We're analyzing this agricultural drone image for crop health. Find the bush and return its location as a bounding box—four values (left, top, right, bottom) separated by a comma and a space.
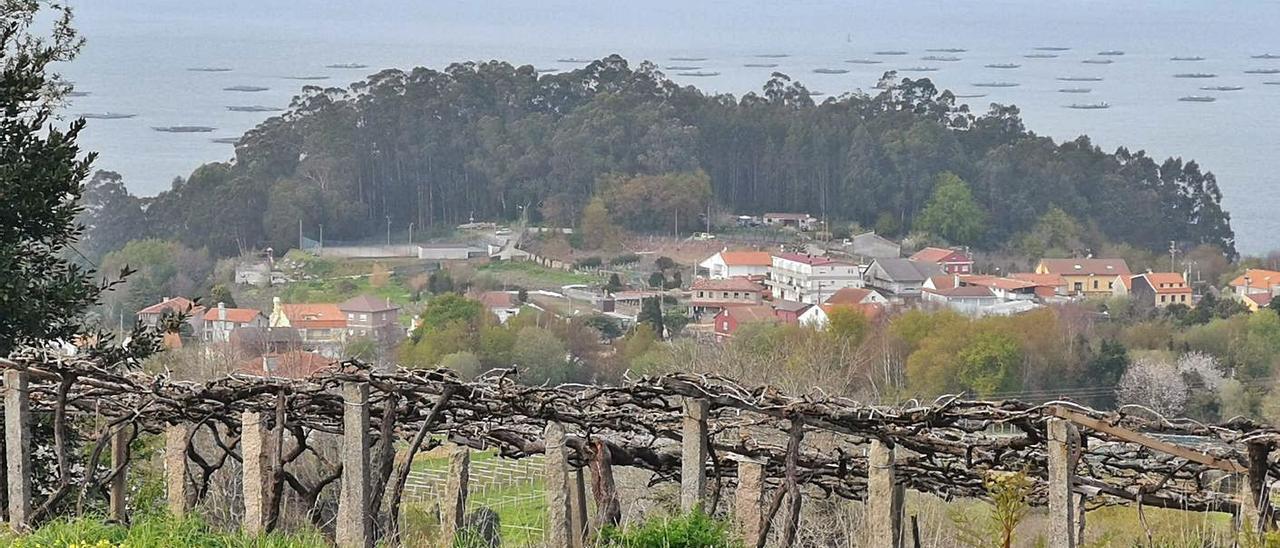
610, 253, 640, 265
5, 513, 326, 547
598, 511, 741, 548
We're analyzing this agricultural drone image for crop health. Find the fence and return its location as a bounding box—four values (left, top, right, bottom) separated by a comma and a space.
1, 349, 1277, 548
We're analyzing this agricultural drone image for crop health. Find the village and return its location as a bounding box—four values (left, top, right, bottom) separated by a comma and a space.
132, 210, 1274, 382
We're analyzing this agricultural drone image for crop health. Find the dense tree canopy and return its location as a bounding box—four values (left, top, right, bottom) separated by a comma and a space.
99, 56, 1231, 258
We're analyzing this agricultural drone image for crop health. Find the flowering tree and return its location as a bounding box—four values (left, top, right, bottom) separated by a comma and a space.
1116, 356, 1188, 416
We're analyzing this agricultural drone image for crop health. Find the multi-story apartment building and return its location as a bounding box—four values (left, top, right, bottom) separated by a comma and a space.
765, 253, 862, 304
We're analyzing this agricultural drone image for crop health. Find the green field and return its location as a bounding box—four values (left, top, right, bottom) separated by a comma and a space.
477, 260, 598, 288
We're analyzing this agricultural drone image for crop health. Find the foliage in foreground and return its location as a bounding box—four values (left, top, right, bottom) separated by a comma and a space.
2, 514, 327, 548
598, 511, 741, 548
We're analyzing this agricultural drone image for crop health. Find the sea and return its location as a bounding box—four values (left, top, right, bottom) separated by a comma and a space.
58, 0, 1280, 254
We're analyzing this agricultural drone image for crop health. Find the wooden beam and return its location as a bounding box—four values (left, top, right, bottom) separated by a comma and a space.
1048, 407, 1245, 473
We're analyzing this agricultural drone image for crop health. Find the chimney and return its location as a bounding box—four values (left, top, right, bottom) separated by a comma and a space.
953, 274, 960, 288
218, 302, 227, 321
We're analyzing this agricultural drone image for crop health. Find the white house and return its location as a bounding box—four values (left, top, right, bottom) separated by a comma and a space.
765, 253, 863, 304
922, 276, 1000, 316
697, 250, 772, 280
762, 213, 818, 231
202, 302, 267, 343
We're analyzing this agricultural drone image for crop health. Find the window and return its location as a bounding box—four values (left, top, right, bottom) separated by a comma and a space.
1074, 282, 1083, 292
359, 313, 368, 321
1181, 294, 1187, 302
1108, 282, 1114, 289
1093, 280, 1099, 289
1160, 295, 1167, 303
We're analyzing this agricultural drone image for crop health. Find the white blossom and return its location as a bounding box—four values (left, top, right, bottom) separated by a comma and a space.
1116, 356, 1188, 416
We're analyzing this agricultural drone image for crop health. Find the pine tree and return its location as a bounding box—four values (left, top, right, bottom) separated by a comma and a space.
636, 297, 665, 340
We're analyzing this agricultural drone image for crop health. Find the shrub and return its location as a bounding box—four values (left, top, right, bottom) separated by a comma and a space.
598, 511, 741, 548
610, 253, 640, 265
574, 256, 603, 269
5, 513, 326, 547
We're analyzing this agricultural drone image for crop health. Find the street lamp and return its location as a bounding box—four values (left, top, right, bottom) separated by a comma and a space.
408, 222, 415, 244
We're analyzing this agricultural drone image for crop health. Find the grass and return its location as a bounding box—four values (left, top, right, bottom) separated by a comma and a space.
1, 513, 327, 547
477, 261, 597, 289
403, 448, 548, 547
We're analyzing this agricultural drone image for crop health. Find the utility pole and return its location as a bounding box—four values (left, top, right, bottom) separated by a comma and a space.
298, 218, 303, 250
408, 222, 415, 245
386, 215, 392, 246
1168, 240, 1177, 273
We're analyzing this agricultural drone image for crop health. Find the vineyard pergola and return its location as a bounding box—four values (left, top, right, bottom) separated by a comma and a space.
0, 347, 1274, 547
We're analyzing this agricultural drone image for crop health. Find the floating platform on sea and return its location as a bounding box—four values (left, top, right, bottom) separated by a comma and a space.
1245, 68, 1280, 74
1179, 96, 1217, 102
326, 63, 368, 69
226, 106, 282, 112
845, 59, 883, 64
813, 68, 850, 74
81, 112, 137, 120
224, 85, 269, 92
743, 63, 778, 68
1082, 59, 1114, 65
677, 71, 719, 77
985, 63, 1021, 69
1201, 86, 1244, 91
1057, 76, 1103, 82
899, 67, 940, 72
1065, 103, 1110, 109
1024, 53, 1059, 59
921, 55, 961, 62
282, 76, 329, 81
1174, 73, 1218, 78
1171, 56, 1206, 61
153, 126, 216, 133
187, 67, 232, 72
972, 82, 1020, 87
670, 56, 708, 62
1098, 50, 1125, 56
874, 50, 909, 55
1058, 88, 1092, 93
926, 48, 967, 53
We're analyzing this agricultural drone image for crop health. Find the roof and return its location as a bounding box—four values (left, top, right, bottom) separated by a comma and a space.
925, 286, 998, 299
774, 253, 849, 267
281, 303, 346, 329
960, 276, 1038, 291
340, 295, 399, 313
771, 300, 812, 313
203, 307, 264, 324
910, 247, 971, 264
1229, 269, 1280, 289
824, 287, 875, 305
719, 251, 772, 267
872, 258, 942, 283
477, 291, 517, 309
138, 296, 206, 316
229, 326, 302, 349
819, 303, 884, 321
926, 275, 956, 290
238, 351, 334, 379
1037, 258, 1131, 277
1139, 272, 1191, 294
691, 278, 766, 292
1247, 293, 1274, 307
1009, 273, 1067, 287
722, 305, 780, 324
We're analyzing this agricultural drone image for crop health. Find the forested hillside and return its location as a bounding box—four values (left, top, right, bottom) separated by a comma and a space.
95, 55, 1234, 258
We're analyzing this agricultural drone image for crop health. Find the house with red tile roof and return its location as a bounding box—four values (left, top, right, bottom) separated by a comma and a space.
202, 302, 267, 343
1228, 269, 1280, 299
269, 297, 347, 354
1130, 272, 1193, 309
909, 247, 974, 274
798, 302, 885, 328
137, 296, 207, 342
475, 291, 523, 323
713, 304, 780, 339
690, 278, 767, 318
698, 250, 773, 280
1034, 258, 1131, 297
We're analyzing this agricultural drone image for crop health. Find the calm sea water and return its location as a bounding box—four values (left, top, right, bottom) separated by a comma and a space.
59, 0, 1280, 253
